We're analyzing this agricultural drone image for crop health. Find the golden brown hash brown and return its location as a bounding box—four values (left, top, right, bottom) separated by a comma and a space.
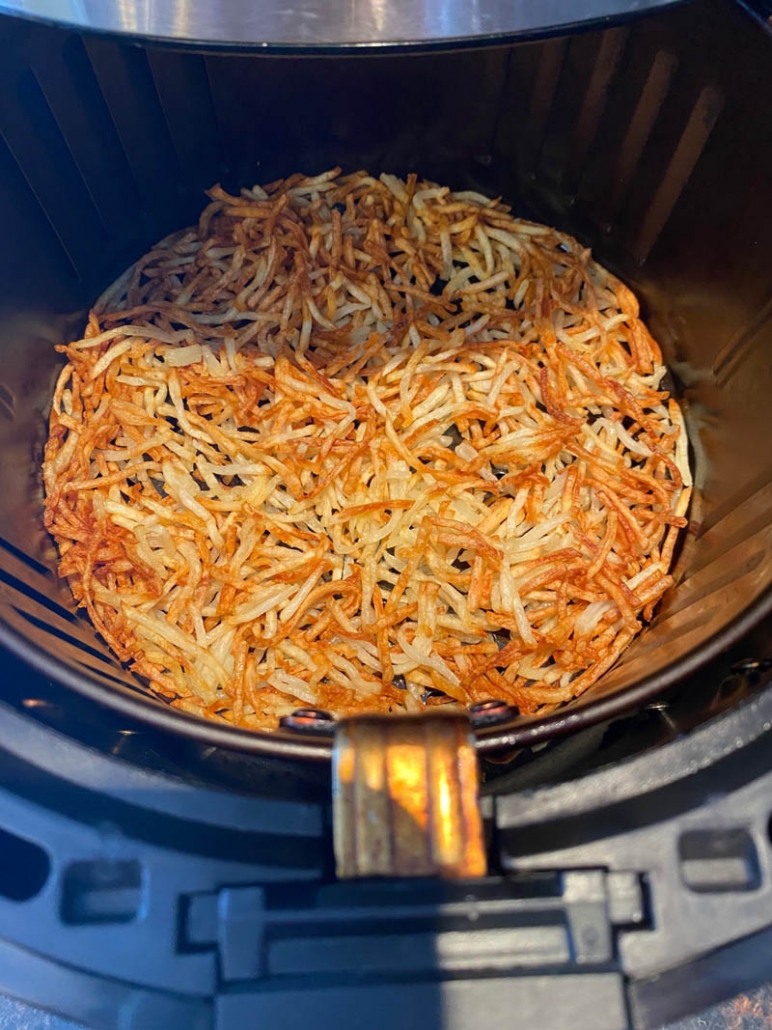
42, 168, 691, 730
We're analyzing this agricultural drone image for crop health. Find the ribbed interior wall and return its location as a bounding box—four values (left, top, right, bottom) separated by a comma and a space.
0, 0, 770, 710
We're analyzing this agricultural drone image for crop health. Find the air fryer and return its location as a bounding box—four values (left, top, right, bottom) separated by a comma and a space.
0, 0, 769, 761
0, 0, 771, 1023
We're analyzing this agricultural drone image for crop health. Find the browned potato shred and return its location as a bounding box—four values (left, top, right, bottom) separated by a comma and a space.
42, 168, 691, 730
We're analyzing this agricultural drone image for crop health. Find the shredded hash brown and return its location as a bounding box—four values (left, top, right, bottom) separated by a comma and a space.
42, 169, 691, 730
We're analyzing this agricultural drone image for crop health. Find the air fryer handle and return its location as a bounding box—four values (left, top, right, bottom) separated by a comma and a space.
332, 713, 486, 879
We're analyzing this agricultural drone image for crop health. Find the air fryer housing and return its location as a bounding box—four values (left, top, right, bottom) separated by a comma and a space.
0, 0, 771, 757
0, 2, 770, 1028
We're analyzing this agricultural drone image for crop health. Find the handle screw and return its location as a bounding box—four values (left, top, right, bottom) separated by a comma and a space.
469, 699, 519, 726
280, 708, 336, 734
731, 657, 772, 674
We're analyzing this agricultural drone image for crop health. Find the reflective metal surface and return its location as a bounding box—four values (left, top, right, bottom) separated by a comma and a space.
0, 0, 683, 50
333, 714, 485, 879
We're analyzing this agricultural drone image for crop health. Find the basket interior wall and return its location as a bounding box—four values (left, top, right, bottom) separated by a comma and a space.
0, 0, 770, 711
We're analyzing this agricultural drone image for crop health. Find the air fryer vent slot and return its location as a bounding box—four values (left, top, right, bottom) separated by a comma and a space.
713, 292, 772, 388
146, 50, 222, 193
606, 49, 678, 219
83, 39, 180, 214
61, 859, 143, 925
14, 607, 121, 669
0, 383, 14, 423
0, 535, 55, 580
0, 827, 50, 901
0, 119, 78, 299
565, 26, 629, 193
633, 84, 723, 261
0, 600, 157, 699
679, 829, 761, 893
9, 66, 107, 276
44, 35, 142, 234
0, 566, 76, 624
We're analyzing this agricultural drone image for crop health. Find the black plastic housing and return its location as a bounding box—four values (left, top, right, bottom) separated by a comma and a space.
1, 0, 772, 758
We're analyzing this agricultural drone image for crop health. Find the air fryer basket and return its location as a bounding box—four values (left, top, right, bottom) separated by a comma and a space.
0, 0, 770, 760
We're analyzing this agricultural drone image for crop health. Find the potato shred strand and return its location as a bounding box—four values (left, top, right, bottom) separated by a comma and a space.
42, 169, 691, 730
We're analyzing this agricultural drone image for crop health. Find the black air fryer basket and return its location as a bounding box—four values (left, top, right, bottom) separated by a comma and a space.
1, 0, 772, 1027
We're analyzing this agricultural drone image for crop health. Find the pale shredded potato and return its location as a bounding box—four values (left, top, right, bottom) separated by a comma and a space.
42, 169, 690, 730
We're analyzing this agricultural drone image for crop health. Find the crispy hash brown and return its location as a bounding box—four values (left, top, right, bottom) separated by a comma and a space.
42, 169, 691, 730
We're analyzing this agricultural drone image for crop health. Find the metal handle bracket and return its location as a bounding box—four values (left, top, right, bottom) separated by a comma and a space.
333, 713, 486, 879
